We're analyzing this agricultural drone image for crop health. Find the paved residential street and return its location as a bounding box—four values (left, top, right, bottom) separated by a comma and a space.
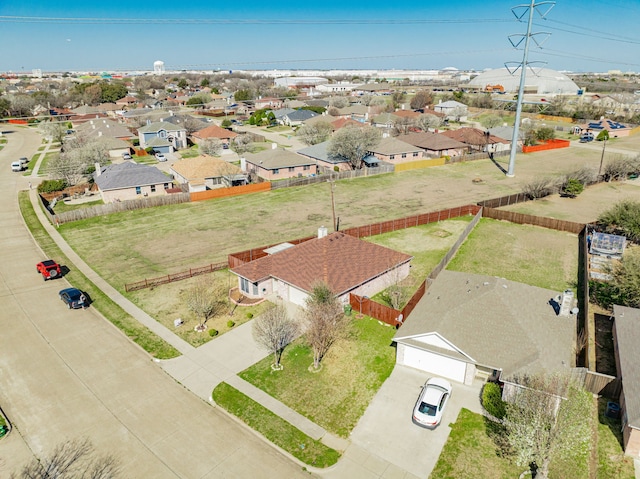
0, 125, 307, 478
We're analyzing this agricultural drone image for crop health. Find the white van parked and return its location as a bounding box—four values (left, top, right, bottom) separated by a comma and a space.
11, 161, 24, 172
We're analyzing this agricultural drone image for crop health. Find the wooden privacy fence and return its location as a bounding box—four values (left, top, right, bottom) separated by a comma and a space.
572, 368, 621, 399
482, 207, 585, 234
190, 182, 271, 201
478, 193, 530, 209
270, 165, 395, 190
124, 262, 228, 292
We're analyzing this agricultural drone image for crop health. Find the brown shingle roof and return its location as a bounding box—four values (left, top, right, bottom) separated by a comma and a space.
440, 127, 507, 146
232, 232, 412, 295
192, 124, 238, 140
397, 132, 467, 151
170, 156, 241, 181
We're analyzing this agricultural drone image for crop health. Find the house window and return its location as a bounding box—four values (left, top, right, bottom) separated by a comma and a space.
253, 283, 259, 295
150, 185, 156, 193
390, 155, 395, 160
164, 183, 170, 189
413, 152, 419, 157
402, 153, 407, 158
303, 165, 310, 171
273, 169, 280, 175
240, 277, 249, 294
159, 130, 167, 138
288, 167, 295, 172
135, 186, 141, 195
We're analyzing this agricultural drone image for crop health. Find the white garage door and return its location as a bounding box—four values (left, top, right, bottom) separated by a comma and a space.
401, 345, 467, 384
288, 286, 308, 307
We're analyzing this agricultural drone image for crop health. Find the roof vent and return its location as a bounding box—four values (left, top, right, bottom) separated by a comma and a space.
318, 226, 328, 238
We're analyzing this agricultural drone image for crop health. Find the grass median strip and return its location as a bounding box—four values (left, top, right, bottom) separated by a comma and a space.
212, 382, 340, 468
19, 191, 180, 359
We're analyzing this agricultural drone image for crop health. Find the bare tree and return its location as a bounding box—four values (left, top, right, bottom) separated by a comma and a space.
391, 117, 415, 137
503, 373, 591, 478
410, 90, 433, 110
39, 120, 69, 143
304, 282, 349, 370
415, 114, 442, 132
296, 121, 333, 146
230, 134, 253, 156
199, 138, 222, 156
252, 303, 300, 369
480, 114, 504, 129
184, 277, 227, 331
328, 96, 349, 108
327, 125, 381, 169
12, 437, 121, 479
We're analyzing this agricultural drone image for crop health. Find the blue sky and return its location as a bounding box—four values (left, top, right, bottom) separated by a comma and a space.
1, 0, 638, 74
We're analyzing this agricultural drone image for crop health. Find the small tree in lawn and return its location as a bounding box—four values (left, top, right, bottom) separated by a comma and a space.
184, 277, 226, 332
252, 303, 300, 370
304, 282, 349, 370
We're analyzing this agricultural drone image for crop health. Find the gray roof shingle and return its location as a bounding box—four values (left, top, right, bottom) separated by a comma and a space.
94, 162, 169, 191
614, 305, 640, 427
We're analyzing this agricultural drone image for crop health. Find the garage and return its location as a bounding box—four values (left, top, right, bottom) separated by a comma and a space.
397, 343, 469, 384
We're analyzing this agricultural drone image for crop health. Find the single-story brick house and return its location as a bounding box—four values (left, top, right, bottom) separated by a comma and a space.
231, 229, 413, 306
367, 137, 424, 164
94, 161, 173, 203
191, 123, 238, 148
397, 132, 468, 158
241, 147, 317, 180
440, 127, 509, 154
393, 270, 574, 385
613, 305, 640, 458
573, 118, 634, 138
170, 156, 247, 192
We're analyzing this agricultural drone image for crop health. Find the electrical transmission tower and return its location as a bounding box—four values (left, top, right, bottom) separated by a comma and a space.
506, 0, 555, 177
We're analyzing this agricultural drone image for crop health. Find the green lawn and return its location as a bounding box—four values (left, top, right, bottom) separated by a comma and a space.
52, 198, 104, 214
212, 382, 340, 468
430, 408, 522, 479
446, 218, 578, 291
37, 150, 59, 176
596, 398, 636, 478
239, 316, 396, 437
18, 191, 180, 359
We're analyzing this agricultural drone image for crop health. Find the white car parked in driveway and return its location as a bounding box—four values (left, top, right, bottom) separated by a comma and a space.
155, 153, 167, 162
413, 377, 452, 428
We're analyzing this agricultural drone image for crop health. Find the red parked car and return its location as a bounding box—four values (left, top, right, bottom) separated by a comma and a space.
36, 260, 62, 280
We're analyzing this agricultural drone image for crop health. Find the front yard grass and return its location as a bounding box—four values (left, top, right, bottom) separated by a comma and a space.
19, 191, 180, 359
430, 408, 522, 479
239, 316, 396, 438
52, 198, 104, 214
37, 150, 59, 176
212, 382, 340, 468
446, 218, 578, 292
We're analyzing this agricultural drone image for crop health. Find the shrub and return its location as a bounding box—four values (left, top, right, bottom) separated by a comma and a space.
246, 312, 254, 319
522, 177, 557, 200
562, 178, 584, 197
482, 382, 506, 419
208, 329, 219, 337
227, 320, 235, 328
37, 179, 67, 193
333, 166, 340, 172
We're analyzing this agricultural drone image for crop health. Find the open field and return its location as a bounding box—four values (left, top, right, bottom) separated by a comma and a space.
447, 218, 578, 292
500, 180, 640, 224
57, 139, 640, 292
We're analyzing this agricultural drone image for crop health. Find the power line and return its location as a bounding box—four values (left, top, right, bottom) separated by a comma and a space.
533, 20, 640, 45
0, 15, 512, 25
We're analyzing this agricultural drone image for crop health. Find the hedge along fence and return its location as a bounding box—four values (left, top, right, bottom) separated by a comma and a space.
190, 182, 271, 202
52, 192, 190, 225
522, 138, 570, 153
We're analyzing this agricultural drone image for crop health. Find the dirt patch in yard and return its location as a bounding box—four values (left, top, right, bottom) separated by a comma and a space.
594, 312, 617, 377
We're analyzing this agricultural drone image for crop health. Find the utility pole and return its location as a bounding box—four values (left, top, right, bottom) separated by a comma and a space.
328, 179, 337, 232
506, 0, 554, 177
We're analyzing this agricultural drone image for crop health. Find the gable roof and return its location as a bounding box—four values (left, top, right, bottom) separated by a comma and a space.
94, 162, 169, 191
297, 141, 349, 165
394, 270, 574, 377
331, 117, 362, 129
393, 110, 421, 119
368, 137, 421, 155
613, 305, 640, 428
440, 127, 508, 146
284, 109, 318, 122
75, 119, 134, 139
397, 132, 467, 151
170, 156, 241, 181
231, 232, 412, 296
243, 148, 315, 169
192, 124, 238, 140
138, 121, 186, 133
271, 108, 296, 120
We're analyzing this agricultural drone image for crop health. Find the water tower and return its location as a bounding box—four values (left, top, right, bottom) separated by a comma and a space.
153, 60, 165, 74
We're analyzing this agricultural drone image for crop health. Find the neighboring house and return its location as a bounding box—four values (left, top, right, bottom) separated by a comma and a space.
191, 124, 238, 148
393, 270, 574, 385
281, 109, 318, 127
367, 137, 424, 163
433, 100, 468, 121
74, 119, 136, 141
116, 96, 139, 107
397, 132, 467, 158
242, 147, 318, 180
254, 97, 284, 110
392, 110, 421, 120
573, 118, 634, 138
612, 305, 640, 458
230, 229, 413, 306
440, 127, 509, 153
371, 112, 400, 129
487, 125, 525, 148
271, 108, 296, 124
137, 121, 188, 152
93, 162, 173, 203
92, 136, 133, 160
331, 117, 362, 130
297, 141, 351, 171
334, 105, 370, 123
170, 156, 247, 192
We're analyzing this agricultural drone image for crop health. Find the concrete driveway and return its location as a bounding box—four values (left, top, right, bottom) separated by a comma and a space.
0, 126, 306, 478
349, 365, 484, 478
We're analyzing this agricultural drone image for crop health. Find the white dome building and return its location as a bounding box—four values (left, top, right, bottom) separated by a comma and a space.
153, 60, 165, 74
468, 67, 580, 95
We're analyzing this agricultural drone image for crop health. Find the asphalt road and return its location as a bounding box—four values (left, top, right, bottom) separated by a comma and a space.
0, 125, 306, 478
